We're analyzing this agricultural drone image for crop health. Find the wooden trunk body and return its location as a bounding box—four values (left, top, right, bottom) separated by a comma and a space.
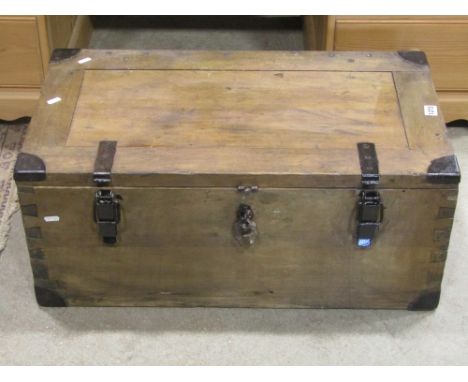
14, 49, 460, 309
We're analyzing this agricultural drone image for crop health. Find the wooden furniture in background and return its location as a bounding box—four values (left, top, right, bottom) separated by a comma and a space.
304, 16, 468, 122
0, 16, 92, 121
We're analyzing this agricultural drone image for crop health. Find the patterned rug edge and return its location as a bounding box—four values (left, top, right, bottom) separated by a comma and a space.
0, 120, 28, 254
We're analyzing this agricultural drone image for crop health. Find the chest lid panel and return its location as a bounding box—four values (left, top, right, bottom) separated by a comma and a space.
67, 69, 406, 150
20, 49, 457, 188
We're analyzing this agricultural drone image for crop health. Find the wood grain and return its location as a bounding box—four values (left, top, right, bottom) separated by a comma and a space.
0, 16, 91, 120
19, 50, 454, 189
303, 16, 334, 51
332, 18, 468, 91
45, 16, 77, 53
330, 16, 468, 24
16, 49, 460, 309
36, 16, 50, 76
67, 69, 406, 149
0, 17, 44, 87
438, 92, 468, 122
67, 16, 93, 49
18, 186, 457, 308
0, 88, 40, 120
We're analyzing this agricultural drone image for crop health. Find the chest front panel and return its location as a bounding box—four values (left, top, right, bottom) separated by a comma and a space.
19, 186, 455, 308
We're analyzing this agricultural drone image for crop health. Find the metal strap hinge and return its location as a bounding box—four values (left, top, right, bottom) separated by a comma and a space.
93, 141, 120, 244
93, 140, 117, 186
356, 143, 384, 248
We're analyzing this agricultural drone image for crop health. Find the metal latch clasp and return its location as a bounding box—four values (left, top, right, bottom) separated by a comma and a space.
94, 189, 121, 244
357, 190, 383, 248
356, 142, 384, 248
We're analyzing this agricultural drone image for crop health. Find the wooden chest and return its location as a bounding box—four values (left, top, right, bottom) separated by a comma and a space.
14, 49, 460, 310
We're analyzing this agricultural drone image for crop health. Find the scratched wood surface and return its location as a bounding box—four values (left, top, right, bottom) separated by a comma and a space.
66, 70, 406, 149
20, 49, 454, 189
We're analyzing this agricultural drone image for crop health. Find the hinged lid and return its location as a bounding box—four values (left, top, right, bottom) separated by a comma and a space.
16, 49, 459, 188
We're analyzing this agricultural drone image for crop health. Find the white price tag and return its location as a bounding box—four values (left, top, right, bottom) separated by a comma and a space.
78, 57, 92, 64
424, 105, 438, 117
44, 216, 60, 222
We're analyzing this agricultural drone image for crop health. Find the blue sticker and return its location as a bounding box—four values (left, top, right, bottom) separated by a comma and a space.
358, 238, 372, 248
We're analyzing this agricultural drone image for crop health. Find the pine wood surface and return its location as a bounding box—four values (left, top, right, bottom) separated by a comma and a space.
0, 89, 40, 121
332, 19, 468, 91
0, 17, 44, 87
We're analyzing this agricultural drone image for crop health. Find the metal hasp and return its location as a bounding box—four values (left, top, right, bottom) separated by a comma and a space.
94, 190, 121, 244
356, 142, 384, 248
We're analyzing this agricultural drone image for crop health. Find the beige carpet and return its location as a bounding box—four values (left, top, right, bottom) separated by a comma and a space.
0, 119, 28, 253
